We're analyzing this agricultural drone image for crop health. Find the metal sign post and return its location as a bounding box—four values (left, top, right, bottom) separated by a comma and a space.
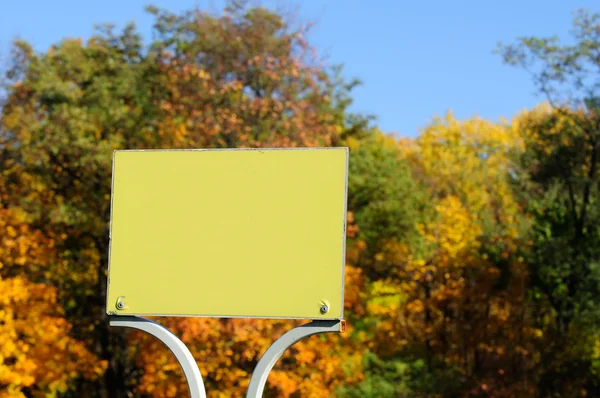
106, 148, 349, 397
109, 316, 206, 397
246, 319, 345, 398
110, 316, 345, 398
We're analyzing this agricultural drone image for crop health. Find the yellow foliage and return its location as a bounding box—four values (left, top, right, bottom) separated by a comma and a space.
421, 195, 481, 263
0, 209, 106, 396
403, 111, 523, 222
361, 113, 534, 383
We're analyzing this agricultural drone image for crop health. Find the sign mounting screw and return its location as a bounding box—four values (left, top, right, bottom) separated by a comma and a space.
320, 304, 329, 314
116, 297, 126, 310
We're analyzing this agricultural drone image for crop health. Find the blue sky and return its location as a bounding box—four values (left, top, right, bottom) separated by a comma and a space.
1, 1, 596, 137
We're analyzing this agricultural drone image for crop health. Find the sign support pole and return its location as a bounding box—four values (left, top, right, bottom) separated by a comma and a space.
109, 317, 343, 398
246, 319, 343, 398
109, 316, 207, 398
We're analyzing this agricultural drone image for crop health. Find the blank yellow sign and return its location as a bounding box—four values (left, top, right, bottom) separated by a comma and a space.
106, 148, 348, 319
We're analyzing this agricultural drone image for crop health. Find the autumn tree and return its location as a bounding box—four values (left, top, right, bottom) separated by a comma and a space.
0, 2, 366, 396
499, 9, 600, 396
145, 4, 361, 149
498, 8, 600, 243
396, 114, 533, 396
331, 130, 435, 397
345, 131, 432, 279
0, 207, 105, 397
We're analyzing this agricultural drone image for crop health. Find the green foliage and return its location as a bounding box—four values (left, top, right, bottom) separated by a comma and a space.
335, 352, 419, 398
336, 352, 461, 398
506, 105, 600, 396
346, 131, 432, 277
497, 9, 600, 109
499, 10, 600, 392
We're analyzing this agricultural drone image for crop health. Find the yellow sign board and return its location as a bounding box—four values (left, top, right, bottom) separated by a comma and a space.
106, 148, 348, 320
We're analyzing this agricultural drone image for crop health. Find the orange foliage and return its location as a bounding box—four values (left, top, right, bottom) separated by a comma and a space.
0, 209, 105, 397
154, 54, 343, 150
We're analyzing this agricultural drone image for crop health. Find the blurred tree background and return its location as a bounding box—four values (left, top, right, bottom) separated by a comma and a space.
1, 2, 599, 397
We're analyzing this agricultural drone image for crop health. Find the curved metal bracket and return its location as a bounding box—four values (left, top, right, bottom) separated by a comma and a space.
246, 320, 343, 398
109, 316, 207, 398
109, 317, 342, 398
